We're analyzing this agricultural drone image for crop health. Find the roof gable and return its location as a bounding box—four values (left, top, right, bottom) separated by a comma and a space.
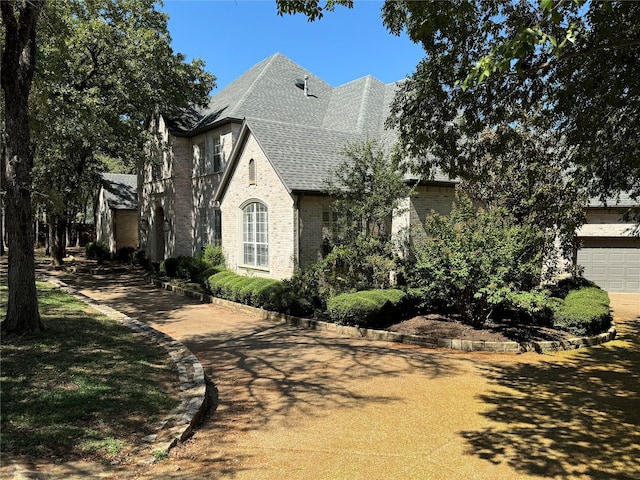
101, 173, 138, 210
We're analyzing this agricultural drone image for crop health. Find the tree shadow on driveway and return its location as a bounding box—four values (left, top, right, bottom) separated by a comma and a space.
461, 297, 640, 479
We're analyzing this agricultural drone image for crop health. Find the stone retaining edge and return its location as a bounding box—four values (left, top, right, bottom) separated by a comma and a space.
148, 277, 617, 354
42, 276, 210, 464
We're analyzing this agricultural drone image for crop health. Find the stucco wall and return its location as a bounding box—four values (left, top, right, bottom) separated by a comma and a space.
220, 134, 296, 280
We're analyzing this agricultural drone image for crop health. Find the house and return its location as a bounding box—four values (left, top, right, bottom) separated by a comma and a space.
140, 52, 457, 275
95, 173, 139, 253
140, 52, 639, 291
575, 193, 639, 292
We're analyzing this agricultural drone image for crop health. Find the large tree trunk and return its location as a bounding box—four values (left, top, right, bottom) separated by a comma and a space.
49, 215, 66, 267
1, 1, 45, 334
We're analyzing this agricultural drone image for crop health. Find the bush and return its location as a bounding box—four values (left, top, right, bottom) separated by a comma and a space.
327, 289, 407, 327
202, 244, 225, 267
114, 247, 136, 263
131, 249, 150, 270
85, 241, 110, 263
407, 194, 546, 327
160, 257, 179, 277
176, 255, 208, 282
552, 286, 611, 336
205, 270, 284, 310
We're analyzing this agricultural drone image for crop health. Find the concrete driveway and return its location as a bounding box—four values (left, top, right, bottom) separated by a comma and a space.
17, 268, 640, 479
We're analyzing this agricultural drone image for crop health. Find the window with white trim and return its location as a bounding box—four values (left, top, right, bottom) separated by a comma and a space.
242, 202, 268, 267
213, 136, 222, 172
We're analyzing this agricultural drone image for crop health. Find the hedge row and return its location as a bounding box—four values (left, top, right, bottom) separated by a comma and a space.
327, 289, 407, 327
205, 271, 285, 310
552, 286, 612, 336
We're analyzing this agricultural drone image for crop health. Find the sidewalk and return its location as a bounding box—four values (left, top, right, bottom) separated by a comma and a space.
4, 261, 640, 479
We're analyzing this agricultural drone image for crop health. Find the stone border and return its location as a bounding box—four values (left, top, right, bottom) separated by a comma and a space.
148, 277, 617, 354
42, 277, 210, 463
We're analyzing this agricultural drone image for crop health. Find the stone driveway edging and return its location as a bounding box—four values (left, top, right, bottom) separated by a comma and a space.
147, 277, 617, 354
42, 276, 210, 464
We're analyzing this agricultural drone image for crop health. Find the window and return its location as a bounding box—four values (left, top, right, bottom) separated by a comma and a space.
196, 141, 207, 175
242, 202, 268, 267
248, 159, 256, 185
213, 136, 222, 172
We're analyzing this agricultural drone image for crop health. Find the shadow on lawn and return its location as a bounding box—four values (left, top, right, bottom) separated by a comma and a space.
461, 309, 640, 479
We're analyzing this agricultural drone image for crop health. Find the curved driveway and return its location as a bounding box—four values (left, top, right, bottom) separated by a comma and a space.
51, 269, 640, 479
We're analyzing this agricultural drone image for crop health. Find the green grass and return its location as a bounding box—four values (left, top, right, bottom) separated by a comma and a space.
0, 279, 181, 463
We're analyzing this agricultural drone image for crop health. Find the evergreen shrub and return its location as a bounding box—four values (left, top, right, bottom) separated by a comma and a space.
552, 286, 611, 336
326, 289, 407, 327
205, 271, 284, 310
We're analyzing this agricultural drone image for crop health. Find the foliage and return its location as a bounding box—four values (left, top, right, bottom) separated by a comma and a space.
326, 289, 406, 327
201, 243, 225, 268
408, 193, 548, 326
325, 140, 412, 244
552, 286, 611, 336
114, 247, 136, 263
29, 0, 216, 263
85, 241, 110, 263
205, 271, 284, 311
382, 0, 640, 204
160, 257, 179, 278
276, 0, 352, 21
0, 281, 179, 461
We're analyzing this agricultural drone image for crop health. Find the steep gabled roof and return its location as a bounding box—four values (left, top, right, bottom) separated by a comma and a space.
101, 173, 138, 210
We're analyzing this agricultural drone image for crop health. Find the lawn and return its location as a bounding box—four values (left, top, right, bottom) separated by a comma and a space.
0, 278, 181, 464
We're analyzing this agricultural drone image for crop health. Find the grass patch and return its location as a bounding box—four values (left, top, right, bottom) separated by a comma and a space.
0, 279, 181, 463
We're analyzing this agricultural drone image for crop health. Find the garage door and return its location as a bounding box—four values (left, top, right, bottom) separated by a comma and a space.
577, 238, 640, 292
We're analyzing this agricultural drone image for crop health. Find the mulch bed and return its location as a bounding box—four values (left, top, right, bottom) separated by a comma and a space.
387, 314, 577, 343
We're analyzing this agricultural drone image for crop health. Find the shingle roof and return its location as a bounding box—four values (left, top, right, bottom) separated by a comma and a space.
101, 173, 137, 210
172, 53, 454, 193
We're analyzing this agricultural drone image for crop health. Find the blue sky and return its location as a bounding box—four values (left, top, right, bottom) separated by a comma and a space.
160, 0, 425, 92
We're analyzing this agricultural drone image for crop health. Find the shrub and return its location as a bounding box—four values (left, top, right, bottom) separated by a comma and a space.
205, 271, 284, 310
202, 244, 225, 267
327, 289, 406, 327
114, 247, 136, 263
131, 249, 150, 270
85, 241, 110, 263
160, 257, 179, 277
176, 255, 208, 282
553, 286, 611, 336
407, 194, 546, 327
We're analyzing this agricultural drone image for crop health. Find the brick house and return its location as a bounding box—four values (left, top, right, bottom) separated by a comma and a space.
139, 53, 638, 290
95, 173, 139, 253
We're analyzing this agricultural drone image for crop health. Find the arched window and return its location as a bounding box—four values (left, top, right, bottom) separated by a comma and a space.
248, 158, 256, 185
242, 201, 268, 267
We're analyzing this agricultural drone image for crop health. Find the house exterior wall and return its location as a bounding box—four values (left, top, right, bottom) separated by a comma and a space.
191, 123, 241, 253
114, 210, 138, 250
139, 115, 193, 261
298, 194, 334, 268
95, 188, 115, 251
220, 133, 296, 279
406, 184, 456, 241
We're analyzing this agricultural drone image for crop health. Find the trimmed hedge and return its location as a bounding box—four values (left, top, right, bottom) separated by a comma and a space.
327, 289, 407, 327
205, 270, 284, 310
553, 286, 611, 336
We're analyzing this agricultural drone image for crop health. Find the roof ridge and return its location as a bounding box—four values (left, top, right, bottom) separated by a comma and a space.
355, 76, 373, 134
233, 54, 281, 114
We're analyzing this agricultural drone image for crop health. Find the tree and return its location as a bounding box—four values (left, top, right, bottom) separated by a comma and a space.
30, 0, 216, 265
1, 0, 46, 333
312, 140, 413, 294
277, 0, 639, 205
381, 0, 640, 204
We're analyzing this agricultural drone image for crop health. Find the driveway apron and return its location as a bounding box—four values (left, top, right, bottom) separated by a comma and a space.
27, 270, 640, 479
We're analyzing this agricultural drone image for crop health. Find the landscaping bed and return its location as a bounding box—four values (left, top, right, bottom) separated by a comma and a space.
387, 314, 577, 343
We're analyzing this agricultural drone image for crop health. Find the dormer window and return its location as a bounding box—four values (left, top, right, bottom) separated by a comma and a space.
249, 159, 256, 185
